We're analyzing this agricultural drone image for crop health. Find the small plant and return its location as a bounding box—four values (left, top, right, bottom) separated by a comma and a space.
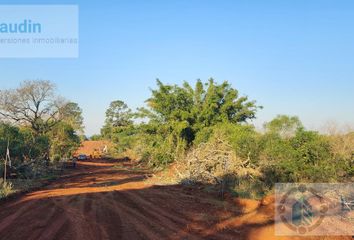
0, 178, 14, 198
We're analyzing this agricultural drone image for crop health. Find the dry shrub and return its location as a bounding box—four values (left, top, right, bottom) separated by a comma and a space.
329, 133, 354, 160
177, 134, 260, 185
0, 179, 14, 198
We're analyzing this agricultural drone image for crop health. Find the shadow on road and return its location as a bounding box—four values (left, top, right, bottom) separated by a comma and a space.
0, 158, 348, 240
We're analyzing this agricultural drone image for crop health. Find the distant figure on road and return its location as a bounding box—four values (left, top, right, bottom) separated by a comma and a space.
72, 157, 77, 168
103, 145, 108, 153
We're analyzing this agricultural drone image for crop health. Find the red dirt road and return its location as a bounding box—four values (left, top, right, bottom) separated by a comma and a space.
0, 158, 350, 240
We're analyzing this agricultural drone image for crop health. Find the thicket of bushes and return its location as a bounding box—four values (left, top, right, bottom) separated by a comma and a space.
101, 79, 353, 198
0, 81, 84, 197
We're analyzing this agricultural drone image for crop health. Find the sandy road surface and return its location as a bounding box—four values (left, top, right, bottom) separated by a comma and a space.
0, 158, 350, 240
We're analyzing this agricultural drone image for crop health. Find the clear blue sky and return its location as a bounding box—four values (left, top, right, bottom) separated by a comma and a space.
1, 0, 353, 136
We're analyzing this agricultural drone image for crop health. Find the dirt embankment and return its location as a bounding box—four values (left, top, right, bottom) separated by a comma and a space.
0, 158, 350, 240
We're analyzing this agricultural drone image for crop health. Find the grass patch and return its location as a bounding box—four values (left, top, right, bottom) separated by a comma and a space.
0, 179, 14, 198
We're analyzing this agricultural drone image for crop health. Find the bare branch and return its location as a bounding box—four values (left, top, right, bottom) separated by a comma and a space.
0, 80, 65, 135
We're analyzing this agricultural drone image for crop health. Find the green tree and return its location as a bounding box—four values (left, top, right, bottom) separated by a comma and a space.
260, 125, 334, 183
0, 81, 84, 162
47, 101, 84, 160
102, 100, 133, 139
139, 78, 260, 145
0, 123, 50, 162
133, 79, 260, 167
264, 115, 303, 138
48, 122, 80, 160
0, 123, 25, 161
59, 102, 84, 133
105, 100, 132, 127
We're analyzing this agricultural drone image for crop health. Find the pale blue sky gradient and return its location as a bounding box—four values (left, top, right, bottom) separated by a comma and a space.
1, 0, 353, 135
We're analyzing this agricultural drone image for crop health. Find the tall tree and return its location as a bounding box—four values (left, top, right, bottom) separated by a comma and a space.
101, 100, 133, 139
105, 100, 132, 127
0, 80, 66, 135
139, 78, 261, 144
48, 102, 84, 159
59, 102, 84, 133
48, 122, 81, 159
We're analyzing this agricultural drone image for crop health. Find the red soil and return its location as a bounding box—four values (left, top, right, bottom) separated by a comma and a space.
74, 140, 112, 156
0, 158, 350, 240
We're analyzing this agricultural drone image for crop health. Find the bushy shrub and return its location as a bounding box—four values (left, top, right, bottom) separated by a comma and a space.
0, 179, 14, 198
259, 128, 346, 184
136, 132, 186, 169
327, 132, 354, 180
195, 123, 261, 163
12, 160, 52, 179
0, 124, 49, 161
188, 120, 352, 196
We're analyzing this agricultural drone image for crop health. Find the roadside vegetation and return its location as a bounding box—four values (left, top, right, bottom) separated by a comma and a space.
0, 80, 84, 198
1, 79, 352, 200
98, 78, 353, 198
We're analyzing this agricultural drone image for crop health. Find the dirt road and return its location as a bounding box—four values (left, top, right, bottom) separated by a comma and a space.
0, 158, 350, 240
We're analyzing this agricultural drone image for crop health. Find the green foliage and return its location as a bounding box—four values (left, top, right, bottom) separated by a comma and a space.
0, 179, 14, 198
101, 100, 133, 140
102, 79, 352, 198
0, 123, 26, 160
22, 132, 49, 160
291, 130, 331, 165
0, 101, 82, 186
48, 101, 84, 159
260, 126, 340, 184
0, 80, 83, 162
264, 115, 303, 138
132, 123, 186, 168
111, 125, 139, 153
0, 123, 49, 161
90, 134, 103, 141
48, 122, 81, 159
59, 102, 84, 133
195, 123, 261, 163
140, 134, 177, 168
183, 117, 351, 197
106, 100, 133, 127
126, 79, 261, 168
139, 79, 260, 146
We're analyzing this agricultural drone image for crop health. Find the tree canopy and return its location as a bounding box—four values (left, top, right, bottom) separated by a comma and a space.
105, 100, 133, 127
0, 80, 84, 161
139, 78, 261, 144
0, 80, 69, 135
264, 115, 303, 138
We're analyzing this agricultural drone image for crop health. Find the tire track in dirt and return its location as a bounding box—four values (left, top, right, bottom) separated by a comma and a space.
97, 191, 163, 239
0, 158, 152, 240
0, 199, 67, 240
0, 158, 350, 240
0, 200, 39, 233
111, 191, 196, 239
